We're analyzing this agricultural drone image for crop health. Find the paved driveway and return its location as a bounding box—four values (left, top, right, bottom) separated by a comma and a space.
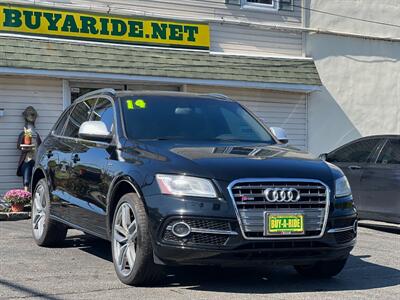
0, 220, 399, 300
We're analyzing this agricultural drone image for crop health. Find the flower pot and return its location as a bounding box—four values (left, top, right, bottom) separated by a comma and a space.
23, 135, 32, 145
11, 203, 24, 212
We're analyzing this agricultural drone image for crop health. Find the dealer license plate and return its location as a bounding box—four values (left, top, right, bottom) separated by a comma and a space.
265, 213, 304, 236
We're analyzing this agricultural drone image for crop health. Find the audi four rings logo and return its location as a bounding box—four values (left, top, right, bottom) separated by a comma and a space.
264, 188, 301, 202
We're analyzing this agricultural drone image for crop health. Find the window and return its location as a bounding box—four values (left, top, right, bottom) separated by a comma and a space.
246, 0, 274, 6
327, 138, 382, 163
64, 99, 96, 138
53, 107, 72, 136
91, 98, 114, 133
377, 139, 400, 164
243, 0, 278, 9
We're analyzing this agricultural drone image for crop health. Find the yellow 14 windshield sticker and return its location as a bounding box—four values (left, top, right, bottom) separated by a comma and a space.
0, 5, 210, 49
127, 99, 147, 110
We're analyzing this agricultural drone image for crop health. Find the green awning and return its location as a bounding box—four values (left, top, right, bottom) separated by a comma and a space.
0, 36, 321, 87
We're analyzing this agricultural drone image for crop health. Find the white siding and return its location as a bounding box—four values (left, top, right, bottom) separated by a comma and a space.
5, 0, 302, 24
211, 23, 302, 56
2, 0, 303, 57
186, 85, 307, 150
0, 76, 63, 194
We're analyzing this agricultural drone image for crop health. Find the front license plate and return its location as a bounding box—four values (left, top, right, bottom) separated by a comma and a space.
265, 213, 304, 236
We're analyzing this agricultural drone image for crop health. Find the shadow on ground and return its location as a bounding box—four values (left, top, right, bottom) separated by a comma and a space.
59, 231, 400, 295
0, 278, 64, 300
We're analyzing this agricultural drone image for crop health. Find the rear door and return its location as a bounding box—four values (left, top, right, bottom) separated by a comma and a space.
69, 96, 115, 236
45, 107, 71, 218
326, 137, 384, 211
360, 137, 400, 223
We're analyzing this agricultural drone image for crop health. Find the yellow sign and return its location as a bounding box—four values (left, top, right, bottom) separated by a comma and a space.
0, 5, 210, 49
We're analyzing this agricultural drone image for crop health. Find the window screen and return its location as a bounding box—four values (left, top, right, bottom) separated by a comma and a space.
377, 139, 400, 164
327, 138, 381, 163
64, 99, 96, 138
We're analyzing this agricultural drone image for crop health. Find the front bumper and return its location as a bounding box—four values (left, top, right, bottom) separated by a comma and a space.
145, 192, 357, 267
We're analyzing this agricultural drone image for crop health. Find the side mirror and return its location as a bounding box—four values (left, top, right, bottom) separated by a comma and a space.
319, 153, 328, 161
79, 121, 112, 142
270, 127, 289, 144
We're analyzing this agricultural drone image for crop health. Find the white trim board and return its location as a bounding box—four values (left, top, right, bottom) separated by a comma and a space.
0, 67, 321, 93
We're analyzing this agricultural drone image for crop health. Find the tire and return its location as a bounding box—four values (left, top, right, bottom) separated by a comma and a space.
111, 193, 164, 286
31, 178, 68, 247
294, 257, 348, 278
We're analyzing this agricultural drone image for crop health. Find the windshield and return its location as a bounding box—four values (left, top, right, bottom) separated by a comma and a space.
120, 95, 275, 143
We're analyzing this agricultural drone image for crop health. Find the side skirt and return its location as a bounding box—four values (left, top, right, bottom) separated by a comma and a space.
50, 215, 109, 241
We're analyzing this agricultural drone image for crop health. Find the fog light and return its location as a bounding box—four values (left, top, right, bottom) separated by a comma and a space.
171, 222, 191, 238
353, 220, 358, 233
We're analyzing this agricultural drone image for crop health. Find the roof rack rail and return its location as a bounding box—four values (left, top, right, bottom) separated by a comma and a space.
205, 93, 232, 100
74, 88, 117, 103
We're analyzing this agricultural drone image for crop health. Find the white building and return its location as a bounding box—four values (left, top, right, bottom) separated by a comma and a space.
0, 0, 398, 194
305, 0, 400, 155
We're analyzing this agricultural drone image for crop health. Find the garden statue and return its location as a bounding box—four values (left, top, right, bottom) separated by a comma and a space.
16, 106, 41, 191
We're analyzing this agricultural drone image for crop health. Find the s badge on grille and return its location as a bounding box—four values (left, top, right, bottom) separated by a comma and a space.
264, 188, 301, 203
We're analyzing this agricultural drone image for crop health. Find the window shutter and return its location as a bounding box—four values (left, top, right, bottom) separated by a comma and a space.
279, 0, 294, 11
225, 0, 241, 5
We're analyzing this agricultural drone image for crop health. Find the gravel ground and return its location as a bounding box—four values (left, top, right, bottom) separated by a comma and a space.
0, 220, 399, 300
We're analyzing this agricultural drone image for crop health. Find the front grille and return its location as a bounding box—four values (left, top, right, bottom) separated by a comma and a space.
229, 180, 329, 239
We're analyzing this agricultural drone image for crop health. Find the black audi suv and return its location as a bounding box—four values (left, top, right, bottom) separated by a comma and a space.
31, 89, 357, 286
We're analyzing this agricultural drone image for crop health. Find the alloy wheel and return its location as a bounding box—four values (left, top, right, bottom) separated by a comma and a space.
113, 203, 138, 277
32, 184, 46, 240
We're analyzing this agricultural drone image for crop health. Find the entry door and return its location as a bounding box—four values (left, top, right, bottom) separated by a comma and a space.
360, 138, 400, 223
69, 97, 115, 236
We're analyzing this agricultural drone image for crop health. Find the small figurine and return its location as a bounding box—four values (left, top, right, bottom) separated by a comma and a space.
16, 106, 42, 191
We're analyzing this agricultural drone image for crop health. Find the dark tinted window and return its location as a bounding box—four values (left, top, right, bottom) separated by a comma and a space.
377, 139, 400, 164
64, 99, 96, 138
91, 98, 114, 132
53, 108, 72, 135
327, 138, 381, 163
120, 96, 274, 143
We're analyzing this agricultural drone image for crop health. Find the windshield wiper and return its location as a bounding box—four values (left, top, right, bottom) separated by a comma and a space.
140, 136, 185, 141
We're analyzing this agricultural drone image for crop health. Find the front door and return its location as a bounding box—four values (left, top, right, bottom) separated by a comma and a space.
360, 138, 400, 223
57, 97, 97, 225
326, 137, 384, 211
69, 97, 115, 236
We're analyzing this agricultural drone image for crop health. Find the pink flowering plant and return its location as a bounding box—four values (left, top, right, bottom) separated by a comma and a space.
4, 189, 31, 205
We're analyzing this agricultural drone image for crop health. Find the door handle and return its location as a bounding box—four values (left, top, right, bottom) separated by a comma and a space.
60, 161, 68, 172
46, 150, 53, 158
348, 165, 362, 170
72, 154, 80, 163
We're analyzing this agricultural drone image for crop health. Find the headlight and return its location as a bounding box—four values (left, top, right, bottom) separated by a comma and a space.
335, 176, 352, 197
156, 174, 217, 198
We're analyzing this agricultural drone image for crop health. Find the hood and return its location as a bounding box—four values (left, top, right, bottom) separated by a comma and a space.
140, 141, 336, 185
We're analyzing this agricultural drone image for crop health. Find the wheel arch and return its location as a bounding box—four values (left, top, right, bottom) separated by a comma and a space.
106, 176, 146, 239
31, 167, 47, 194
